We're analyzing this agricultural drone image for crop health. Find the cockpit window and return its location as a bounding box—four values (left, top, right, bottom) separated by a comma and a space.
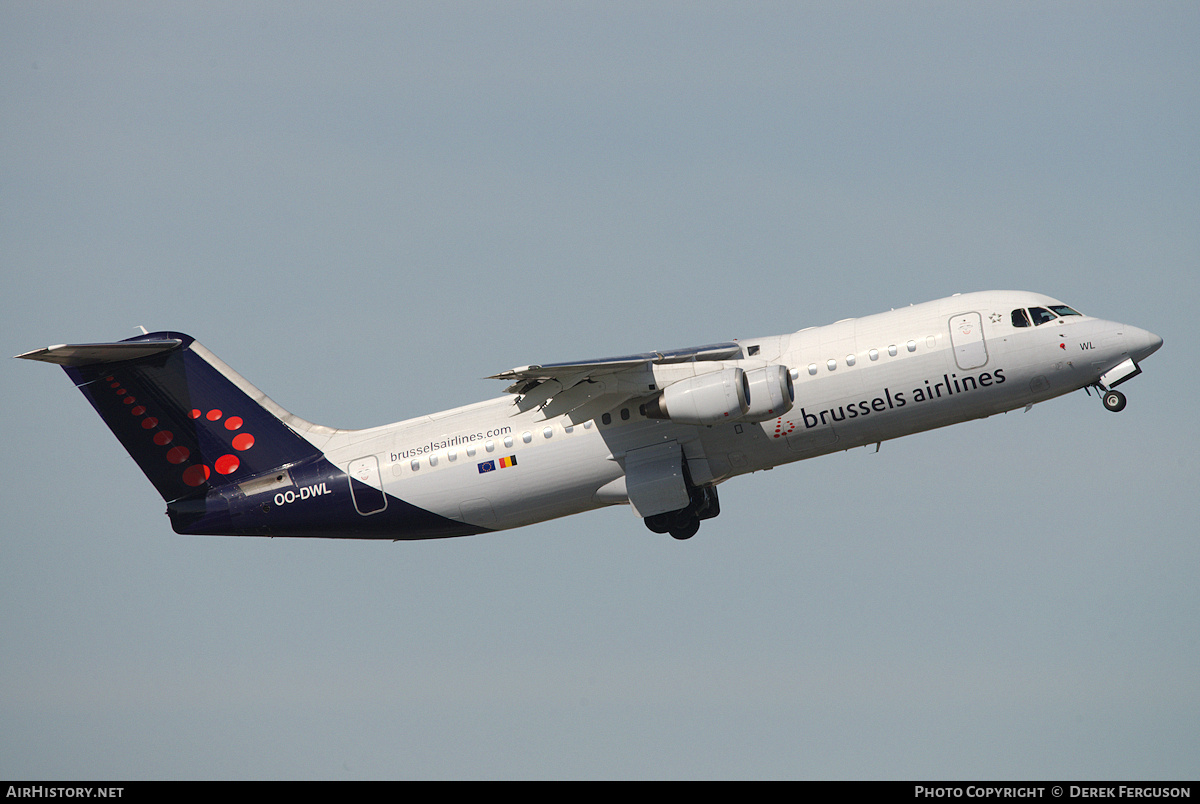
1029, 307, 1057, 326
1049, 305, 1081, 317
1011, 309, 1031, 328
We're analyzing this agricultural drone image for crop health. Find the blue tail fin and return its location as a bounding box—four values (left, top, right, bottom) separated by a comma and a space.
19, 332, 324, 504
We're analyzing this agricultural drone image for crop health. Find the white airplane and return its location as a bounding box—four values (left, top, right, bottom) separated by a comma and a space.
18, 290, 1161, 541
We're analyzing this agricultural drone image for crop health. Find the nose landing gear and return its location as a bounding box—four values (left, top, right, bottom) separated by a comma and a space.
1099, 391, 1128, 415
1102, 388, 1127, 412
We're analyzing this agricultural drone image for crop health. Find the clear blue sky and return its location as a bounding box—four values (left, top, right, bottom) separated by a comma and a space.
3, 2, 1197, 779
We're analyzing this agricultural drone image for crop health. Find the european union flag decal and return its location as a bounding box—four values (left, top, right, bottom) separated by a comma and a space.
477, 460, 496, 474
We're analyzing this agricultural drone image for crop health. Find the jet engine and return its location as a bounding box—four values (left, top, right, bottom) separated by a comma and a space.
741, 365, 795, 422
642, 368, 750, 425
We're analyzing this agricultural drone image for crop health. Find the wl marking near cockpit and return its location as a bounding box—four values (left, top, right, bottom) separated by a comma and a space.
17, 290, 1161, 541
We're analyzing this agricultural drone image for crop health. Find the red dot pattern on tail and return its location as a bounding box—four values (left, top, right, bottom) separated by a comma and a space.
106, 379, 255, 489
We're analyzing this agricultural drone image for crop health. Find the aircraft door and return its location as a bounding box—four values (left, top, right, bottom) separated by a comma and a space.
949, 312, 988, 370
347, 455, 388, 515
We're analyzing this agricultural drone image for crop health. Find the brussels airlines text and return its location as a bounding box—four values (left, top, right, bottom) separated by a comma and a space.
801, 369, 1006, 428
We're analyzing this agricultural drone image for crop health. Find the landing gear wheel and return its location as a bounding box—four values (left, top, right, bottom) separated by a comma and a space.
643, 513, 671, 534
1102, 389, 1127, 412
669, 519, 700, 540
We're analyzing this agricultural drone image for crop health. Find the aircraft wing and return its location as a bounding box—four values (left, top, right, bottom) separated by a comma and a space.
488, 342, 743, 423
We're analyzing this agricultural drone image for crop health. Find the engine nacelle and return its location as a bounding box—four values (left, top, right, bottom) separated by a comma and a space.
742, 365, 795, 422
642, 368, 750, 425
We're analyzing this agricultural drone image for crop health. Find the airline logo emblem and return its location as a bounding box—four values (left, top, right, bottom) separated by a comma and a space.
182, 408, 256, 486
103, 372, 256, 488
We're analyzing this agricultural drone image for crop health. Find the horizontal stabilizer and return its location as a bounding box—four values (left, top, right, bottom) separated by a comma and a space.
15, 339, 182, 366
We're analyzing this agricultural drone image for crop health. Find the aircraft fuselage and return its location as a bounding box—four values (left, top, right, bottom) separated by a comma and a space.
18, 290, 1162, 541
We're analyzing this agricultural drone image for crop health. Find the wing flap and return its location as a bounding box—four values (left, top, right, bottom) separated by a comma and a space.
540, 380, 609, 419
488, 342, 742, 385
488, 341, 743, 424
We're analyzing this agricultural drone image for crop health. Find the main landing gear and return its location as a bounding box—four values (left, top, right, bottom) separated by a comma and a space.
643, 484, 720, 540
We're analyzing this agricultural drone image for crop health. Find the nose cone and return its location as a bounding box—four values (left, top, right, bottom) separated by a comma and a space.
1127, 326, 1163, 363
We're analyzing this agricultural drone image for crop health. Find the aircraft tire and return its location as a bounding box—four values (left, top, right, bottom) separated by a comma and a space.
644, 514, 672, 534
1103, 389, 1127, 412
669, 519, 700, 540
